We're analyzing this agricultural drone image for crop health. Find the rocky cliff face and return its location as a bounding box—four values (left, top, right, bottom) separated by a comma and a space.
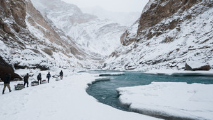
25, 0, 93, 62
0, 0, 99, 79
122, 0, 213, 44
0, 0, 28, 48
105, 0, 213, 71
138, 0, 199, 35
0, 0, 32, 79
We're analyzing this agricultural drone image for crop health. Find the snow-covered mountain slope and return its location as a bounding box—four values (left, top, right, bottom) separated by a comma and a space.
25, 0, 101, 69
0, 0, 39, 79
105, 0, 213, 71
82, 6, 141, 26
0, 0, 100, 79
31, 0, 127, 56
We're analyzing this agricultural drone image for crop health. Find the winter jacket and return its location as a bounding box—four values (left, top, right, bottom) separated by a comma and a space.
37, 74, 42, 80
60, 71, 63, 76
24, 74, 29, 82
4, 74, 11, 84
46, 73, 51, 78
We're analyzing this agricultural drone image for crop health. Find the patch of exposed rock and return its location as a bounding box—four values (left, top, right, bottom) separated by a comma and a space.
185, 63, 211, 71
0, 56, 21, 81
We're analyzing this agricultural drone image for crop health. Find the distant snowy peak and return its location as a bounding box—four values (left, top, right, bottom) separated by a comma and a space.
31, 0, 127, 56
31, 0, 81, 14
30, 0, 88, 25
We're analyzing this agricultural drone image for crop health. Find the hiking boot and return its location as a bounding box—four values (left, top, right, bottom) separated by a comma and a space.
2, 90, 4, 94
9, 90, 12, 92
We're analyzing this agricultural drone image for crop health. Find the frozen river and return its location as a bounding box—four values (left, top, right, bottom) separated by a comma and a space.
86, 70, 213, 120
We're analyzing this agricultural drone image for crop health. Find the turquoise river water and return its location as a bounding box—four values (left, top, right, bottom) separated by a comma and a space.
85, 70, 213, 120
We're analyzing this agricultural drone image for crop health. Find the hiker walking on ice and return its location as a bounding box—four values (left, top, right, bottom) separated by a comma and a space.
60, 70, 63, 80
2, 73, 12, 94
37, 73, 42, 84
24, 73, 29, 87
46, 72, 51, 83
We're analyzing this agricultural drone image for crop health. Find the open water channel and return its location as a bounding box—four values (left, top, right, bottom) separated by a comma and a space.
85, 70, 213, 120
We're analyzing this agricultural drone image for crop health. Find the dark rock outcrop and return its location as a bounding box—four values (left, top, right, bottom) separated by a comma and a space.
10, 0, 26, 28
138, 0, 199, 34
120, 30, 137, 46
0, 0, 33, 49
193, 65, 211, 71
0, 0, 26, 31
0, 56, 21, 81
185, 63, 192, 71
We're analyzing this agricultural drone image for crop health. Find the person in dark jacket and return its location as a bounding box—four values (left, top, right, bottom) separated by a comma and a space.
2, 73, 12, 94
37, 73, 42, 84
46, 72, 51, 83
24, 73, 29, 87
60, 70, 63, 80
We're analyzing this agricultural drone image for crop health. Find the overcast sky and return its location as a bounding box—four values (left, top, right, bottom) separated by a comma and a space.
61, 0, 149, 12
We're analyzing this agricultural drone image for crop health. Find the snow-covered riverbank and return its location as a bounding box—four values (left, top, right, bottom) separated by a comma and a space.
0, 70, 160, 120
145, 69, 213, 76
117, 82, 213, 120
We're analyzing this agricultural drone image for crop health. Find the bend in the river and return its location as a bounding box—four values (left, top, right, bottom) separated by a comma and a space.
86, 70, 213, 120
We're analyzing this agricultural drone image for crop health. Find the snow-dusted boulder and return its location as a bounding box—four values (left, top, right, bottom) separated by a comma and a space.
185, 62, 211, 71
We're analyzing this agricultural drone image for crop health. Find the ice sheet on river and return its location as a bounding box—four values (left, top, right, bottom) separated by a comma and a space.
117, 82, 213, 120
145, 69, 213, 76
95, 77, 110, 81
99, 72, 125, 76
89, 77, 110, 84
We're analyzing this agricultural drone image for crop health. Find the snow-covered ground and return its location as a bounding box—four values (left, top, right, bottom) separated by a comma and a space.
117, 82, 213, 120
1, 68, 213, 120
0, 69, 160, 120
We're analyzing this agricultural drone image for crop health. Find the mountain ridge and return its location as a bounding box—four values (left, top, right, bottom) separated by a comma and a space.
105, 0, 213, 71
0, 0, 103, 79
31, 0, 127, 56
